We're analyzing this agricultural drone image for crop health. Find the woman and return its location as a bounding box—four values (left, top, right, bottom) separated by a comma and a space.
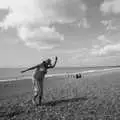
21, 56, 58, 105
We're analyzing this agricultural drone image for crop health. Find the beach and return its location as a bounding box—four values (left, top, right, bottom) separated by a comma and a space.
0, 67, 120, 119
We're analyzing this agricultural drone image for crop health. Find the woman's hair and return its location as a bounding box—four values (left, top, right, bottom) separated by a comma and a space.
43, 59, 51, 66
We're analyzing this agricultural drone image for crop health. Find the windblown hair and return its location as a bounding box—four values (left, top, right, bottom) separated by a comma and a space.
45, 59, 51, 64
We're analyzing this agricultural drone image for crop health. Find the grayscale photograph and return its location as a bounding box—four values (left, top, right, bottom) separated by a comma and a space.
0, 0, 120, 119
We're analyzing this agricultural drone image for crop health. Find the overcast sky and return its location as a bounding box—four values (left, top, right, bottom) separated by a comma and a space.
0, 0, 120, 67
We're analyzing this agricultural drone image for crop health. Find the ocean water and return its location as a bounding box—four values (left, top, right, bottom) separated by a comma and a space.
0, 66, 120, 81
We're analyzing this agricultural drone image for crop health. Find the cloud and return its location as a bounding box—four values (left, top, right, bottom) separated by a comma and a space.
91, 34, 119, 56
68, 34, 120, 58
100, 0, 120, 14
18, 26, 64, 50
51, 0, 87, 23
97, 34, 112, 45
78, 18, 90, 28
0, 0, 86, 50
56, 41, 120, 66
101, 20, 117, 31
67, 48, 90, 65
91, 43, 120, 56
91, 34, 112, 52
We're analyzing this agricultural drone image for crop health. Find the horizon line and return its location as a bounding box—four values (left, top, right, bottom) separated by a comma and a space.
0, 65, 120, 68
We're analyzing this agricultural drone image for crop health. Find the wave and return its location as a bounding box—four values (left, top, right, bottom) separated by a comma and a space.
0, 67, 120, 82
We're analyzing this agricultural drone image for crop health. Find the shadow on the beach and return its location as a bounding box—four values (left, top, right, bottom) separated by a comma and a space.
42, 97, 88, 106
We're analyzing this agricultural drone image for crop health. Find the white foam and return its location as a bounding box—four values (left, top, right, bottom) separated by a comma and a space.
0, 67, 120, 82
82, 70, 96, 73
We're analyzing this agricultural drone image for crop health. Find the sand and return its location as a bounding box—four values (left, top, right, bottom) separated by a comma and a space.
0, 69, 120, 119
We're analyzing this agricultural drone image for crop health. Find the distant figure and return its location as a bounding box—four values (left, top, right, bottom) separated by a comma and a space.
76, 73, 82, 79
67, 73, 82, 79
21, 56, 58, 105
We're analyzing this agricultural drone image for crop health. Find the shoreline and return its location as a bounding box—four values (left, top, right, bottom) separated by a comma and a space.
0, 67, 120, 82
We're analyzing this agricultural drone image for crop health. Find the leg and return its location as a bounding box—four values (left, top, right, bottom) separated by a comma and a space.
35, 72, 45, 106
32, 88, 39, 105
38, 80, 43, 105
32, 78, 38, 105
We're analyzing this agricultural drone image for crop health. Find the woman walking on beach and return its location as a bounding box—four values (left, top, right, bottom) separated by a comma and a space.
21, 56, 58, 105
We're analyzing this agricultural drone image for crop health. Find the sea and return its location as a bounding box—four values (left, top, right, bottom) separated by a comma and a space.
0, 66, 120, 82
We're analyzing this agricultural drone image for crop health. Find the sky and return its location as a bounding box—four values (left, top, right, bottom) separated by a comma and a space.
0, 0, 120, 67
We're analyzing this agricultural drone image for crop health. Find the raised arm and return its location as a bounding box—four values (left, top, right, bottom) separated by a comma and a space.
21, 64, 39, 73
48, 56, 58, 69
